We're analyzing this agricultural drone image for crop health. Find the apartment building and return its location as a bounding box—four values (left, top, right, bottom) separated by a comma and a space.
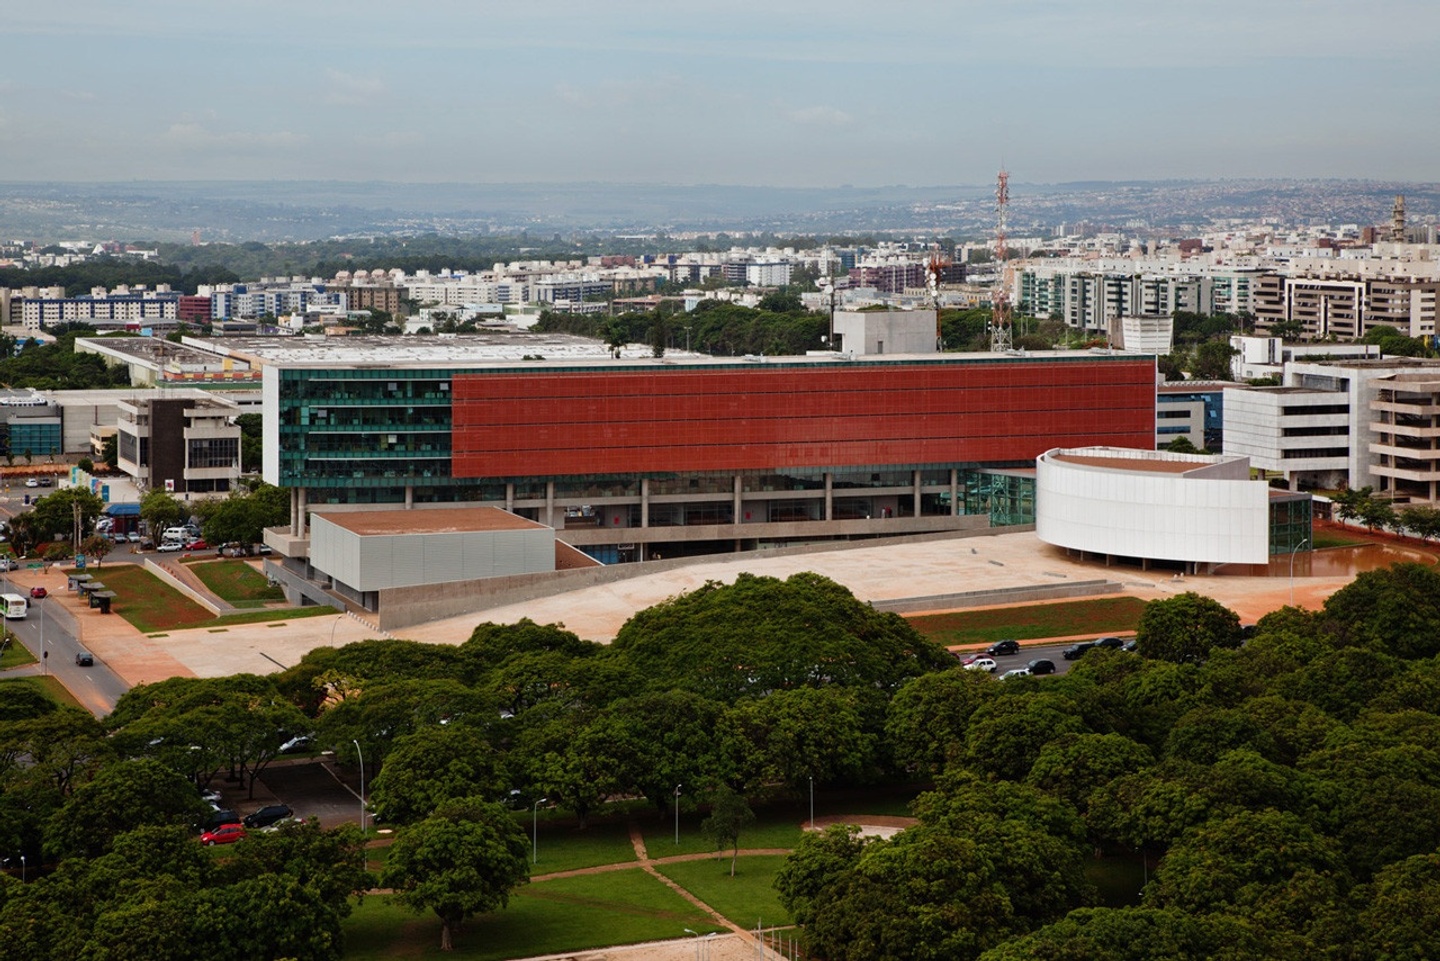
1224, 357, 1440, 495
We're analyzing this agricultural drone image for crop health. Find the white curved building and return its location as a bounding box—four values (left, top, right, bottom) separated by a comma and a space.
1036, 447, 1279, 568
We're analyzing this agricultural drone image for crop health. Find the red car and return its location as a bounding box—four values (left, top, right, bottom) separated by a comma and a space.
28, 586, 46, 599
200, 823, 246, 846
185, 539, 209, 551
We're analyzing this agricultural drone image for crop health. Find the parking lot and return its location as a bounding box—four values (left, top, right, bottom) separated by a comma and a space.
209, 756, 364, 831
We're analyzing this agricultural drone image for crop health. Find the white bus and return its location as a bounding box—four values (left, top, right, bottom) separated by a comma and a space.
1, 593, 27, 620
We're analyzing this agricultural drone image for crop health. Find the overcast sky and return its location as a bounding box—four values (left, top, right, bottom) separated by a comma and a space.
3, 1, 1436, 187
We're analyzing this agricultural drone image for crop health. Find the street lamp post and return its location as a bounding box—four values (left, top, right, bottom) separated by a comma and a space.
19, 855, 24, 884
674, 783, 682, 844
533, 797, 548, 864
352, 739, 365, 833
1289, 536, 1312, 607
809, 776, 814, 831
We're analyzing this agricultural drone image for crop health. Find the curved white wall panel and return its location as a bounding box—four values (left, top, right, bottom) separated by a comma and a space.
1036, 449, 1270, 565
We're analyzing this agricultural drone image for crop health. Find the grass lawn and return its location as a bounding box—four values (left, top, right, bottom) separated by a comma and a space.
205, 606, 340, 628
0, 634, 37, 669
187, 559, 285, 607
637, 789, 918, 858
0, 675, 86, 711
344, 871, 720, 960
529, 818, 640, 873
67, 565, 338, 634
1314, 533, 1367, 550
640, 807, 807, 859
76, 565, 214, 633
906, 596, 1148, 646
656, 855, 792, 929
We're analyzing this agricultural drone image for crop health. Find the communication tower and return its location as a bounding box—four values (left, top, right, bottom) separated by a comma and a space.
926, 245, 949, 350
990, 168, 1012, 353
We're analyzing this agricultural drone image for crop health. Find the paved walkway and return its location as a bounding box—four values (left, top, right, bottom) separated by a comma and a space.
6, 529, 1371, 684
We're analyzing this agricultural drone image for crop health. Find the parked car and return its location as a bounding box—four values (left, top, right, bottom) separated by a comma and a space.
185, 539, 209, 551
37, 477, 52, 487
963, 656, 997, 673
1122, 638, 1139, 652
204, 808, 239, 830
23, 478, 37, 488
200, 823, 246, 846
1062, 642, 1095, 661
243, 804, 294, 829
985, 639, 1020, 657
157, 541, 185, 552
1027, 658, 1056, 675
199, 786, 223, 804
278, 735, 314, 754
1001, 667, 1031, 680
28, 586, 46, 599
126, 531, 141, 543
1093, 636, 1125, 650
75, 651, 94, 667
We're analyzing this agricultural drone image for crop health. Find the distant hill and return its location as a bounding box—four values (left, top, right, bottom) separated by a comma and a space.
0, 178, 1434, 243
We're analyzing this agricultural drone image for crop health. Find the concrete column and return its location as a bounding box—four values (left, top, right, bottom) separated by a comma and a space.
733, 474, 743, 525
545, 481, 555, 528
951, 469, 959, 516
297, 487, 308, 538
290, 487, 301, 536
913, 470, 922, 518
505, 482, 514, 511
641, 477, 650, 528
404, 484, 413, 509
824, 472, 833, 521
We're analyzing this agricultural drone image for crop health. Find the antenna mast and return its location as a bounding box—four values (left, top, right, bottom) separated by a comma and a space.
926, 245, 949, 350
991, 168, 1012, 353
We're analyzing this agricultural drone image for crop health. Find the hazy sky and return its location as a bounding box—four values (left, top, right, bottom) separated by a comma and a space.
3, 1, 1437, 187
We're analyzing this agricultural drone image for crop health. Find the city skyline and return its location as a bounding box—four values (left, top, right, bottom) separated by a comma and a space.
3, 1, 1437, 187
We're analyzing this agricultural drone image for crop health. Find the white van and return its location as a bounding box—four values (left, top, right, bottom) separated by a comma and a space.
161, 527, 191, 542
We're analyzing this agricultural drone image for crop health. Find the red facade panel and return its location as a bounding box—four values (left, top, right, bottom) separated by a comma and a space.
451, 359, 1156, 478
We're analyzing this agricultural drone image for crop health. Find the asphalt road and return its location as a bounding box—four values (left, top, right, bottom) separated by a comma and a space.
2, 588, 130, 716
955, 637, 1134, 678
254, 756, 364, 830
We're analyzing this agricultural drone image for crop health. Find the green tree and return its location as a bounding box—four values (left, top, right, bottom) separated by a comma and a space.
1321, 562, 1440, 659
18, 486, 106, 547
1025, 732, 1155, 811
520, 709, 642, 828
803, 827, 1022, 961
380, 797, 530, 952
701, 784, 756, 877
720, 686, 878, 792
45, 758, 208, 859
1397, 504, 1440, 542
369, 726, 508, 825
1135, 592, 1243, 664
884, 667, 998, 775
1150, 808, 1349, 941
774, 824, 870, 926
611, 572, 952, 703
235, 412, 263, 473
1350, 852, 1440, 960
977, 908, 1265, 961
139, 488, 187, 538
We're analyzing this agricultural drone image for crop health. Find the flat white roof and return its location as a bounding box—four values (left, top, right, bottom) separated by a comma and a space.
187, 335, 1141, 371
